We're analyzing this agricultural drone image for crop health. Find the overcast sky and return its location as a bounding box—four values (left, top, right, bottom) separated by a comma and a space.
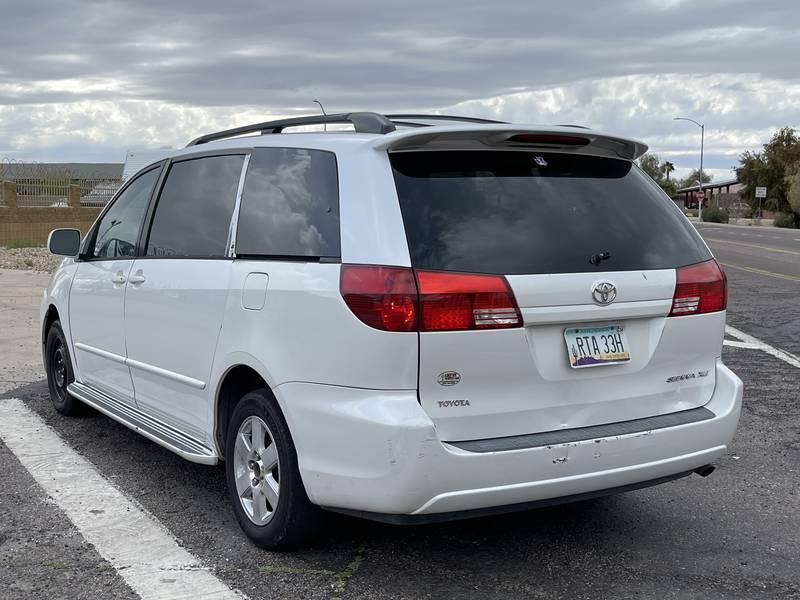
1, 0, 798, 181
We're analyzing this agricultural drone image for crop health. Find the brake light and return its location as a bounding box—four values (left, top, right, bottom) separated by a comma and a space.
340, 266, 523, 332
507, 134, 590, 146
340, 265, 417, 331
669, 259, 727, 317
416, 270, 522, 331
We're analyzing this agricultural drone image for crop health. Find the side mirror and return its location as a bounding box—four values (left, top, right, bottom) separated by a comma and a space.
47, 229, 81, 257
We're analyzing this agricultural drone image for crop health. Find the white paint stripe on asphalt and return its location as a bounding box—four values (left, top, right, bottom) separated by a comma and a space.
0, 399, 245, 600
723, 340, 762, 350
725, 325, 800, 369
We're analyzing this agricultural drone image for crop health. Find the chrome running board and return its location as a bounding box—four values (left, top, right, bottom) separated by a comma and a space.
67, 382, 218, 465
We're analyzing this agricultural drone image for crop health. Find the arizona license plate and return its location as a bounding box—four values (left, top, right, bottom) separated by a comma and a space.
564, 325, 630, 368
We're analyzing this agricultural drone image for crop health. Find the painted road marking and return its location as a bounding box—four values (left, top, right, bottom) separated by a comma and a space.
705, 238, 800, 256
725, 326, 800, 369
0, 399, 245, 600
723, 340, 761, 350
720, 262, 800, 282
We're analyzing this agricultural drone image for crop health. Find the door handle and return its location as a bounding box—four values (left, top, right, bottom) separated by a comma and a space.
129, 272, 146, 285
111, 273, 126, 284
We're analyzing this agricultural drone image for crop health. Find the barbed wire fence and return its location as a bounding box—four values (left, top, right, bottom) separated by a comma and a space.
1, 158, 123, 247
1, 158, 122, 208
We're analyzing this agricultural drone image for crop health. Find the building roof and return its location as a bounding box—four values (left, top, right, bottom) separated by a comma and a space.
677, 178, 740, 193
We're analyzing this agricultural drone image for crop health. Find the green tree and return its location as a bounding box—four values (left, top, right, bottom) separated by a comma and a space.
637, 152, 679, 197
678, 169, 712, 189
736, 127, 800, 213
784, 161, 800, 226
660, 179, 678, 198
639, 153, 664, 181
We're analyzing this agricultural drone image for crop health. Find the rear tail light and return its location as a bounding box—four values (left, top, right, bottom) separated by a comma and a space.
669, 259, 727, 317
340, 266, 523, 332
416, 270, 522, 331
340, 265, 417, 331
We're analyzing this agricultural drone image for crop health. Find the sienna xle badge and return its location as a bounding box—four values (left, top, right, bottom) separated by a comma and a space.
41, 112, 742, 548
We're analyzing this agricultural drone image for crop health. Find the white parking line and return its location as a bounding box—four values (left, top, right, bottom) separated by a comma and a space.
0, 399, 245, 600
725, 325, 800, 369
723, 340, 761, 350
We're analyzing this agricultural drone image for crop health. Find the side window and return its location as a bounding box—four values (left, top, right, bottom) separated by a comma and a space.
92, 167, 160, 259
146, 155, 245, 257
236, 148, 340, 258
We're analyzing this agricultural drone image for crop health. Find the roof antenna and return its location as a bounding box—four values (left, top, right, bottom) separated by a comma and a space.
313, 99, 327, 132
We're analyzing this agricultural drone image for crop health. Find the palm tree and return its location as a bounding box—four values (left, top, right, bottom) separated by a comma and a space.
663, 161, 675, 181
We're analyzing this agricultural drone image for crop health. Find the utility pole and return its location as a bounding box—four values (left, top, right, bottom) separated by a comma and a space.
674, 117, 705, 221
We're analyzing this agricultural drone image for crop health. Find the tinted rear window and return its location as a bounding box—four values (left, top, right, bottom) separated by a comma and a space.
391, 151, 711, 275
147, 155, 244, 257
236, 148, 340, 258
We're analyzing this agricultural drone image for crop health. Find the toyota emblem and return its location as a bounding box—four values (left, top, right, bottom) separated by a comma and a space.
591, 281, 617, 305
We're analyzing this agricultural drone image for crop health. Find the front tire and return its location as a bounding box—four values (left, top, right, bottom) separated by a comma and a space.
225, 389, 323, 549
45, 321, 82, 416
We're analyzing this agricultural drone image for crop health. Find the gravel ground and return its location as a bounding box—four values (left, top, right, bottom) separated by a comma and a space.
0, 247, 62, 273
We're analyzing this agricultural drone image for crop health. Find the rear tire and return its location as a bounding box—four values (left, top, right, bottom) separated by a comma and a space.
45, 321, 82, 416
225, 389, 323, 549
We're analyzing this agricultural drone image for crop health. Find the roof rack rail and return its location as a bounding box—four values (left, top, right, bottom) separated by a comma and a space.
385, 114, 508, 126
186, 112, 396, 147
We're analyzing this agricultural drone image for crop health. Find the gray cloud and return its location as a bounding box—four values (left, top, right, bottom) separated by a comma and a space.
1, 0, 799, 172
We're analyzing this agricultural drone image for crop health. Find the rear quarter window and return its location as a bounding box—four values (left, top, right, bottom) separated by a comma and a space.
391, 151, 711, 275
236, 147, 340, 258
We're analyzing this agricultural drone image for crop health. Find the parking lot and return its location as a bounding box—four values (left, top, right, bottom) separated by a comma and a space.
1, 224, 799, 599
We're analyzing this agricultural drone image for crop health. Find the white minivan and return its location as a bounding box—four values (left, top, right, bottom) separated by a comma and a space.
42, 113, 742, 548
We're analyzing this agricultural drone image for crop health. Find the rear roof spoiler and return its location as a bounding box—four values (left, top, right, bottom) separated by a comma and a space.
371, 125, 648, 160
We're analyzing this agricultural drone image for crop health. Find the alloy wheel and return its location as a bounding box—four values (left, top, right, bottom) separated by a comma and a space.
233, 416, 280, 525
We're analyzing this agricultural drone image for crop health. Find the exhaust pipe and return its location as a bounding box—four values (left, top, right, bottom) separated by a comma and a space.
694, 464, 715, 478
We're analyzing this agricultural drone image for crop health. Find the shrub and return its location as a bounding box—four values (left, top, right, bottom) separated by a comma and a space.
7, 239, 41, 249
773, 212, 799, 228
701, 206, 729, 223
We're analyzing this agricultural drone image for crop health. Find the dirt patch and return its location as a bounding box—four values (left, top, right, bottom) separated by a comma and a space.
0, 247, 62, 273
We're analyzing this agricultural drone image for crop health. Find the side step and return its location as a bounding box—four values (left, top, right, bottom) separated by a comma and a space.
67, 382, 218, 465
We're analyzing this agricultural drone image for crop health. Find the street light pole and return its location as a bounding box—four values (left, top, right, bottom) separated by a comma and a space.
674, 117, 705, 221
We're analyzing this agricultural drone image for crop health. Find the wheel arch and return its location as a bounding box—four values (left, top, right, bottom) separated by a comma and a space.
212, 355, 283, 459
43, 304, 60, 345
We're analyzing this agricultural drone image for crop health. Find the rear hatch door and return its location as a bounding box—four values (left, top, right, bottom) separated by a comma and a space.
391, 148, 719, 442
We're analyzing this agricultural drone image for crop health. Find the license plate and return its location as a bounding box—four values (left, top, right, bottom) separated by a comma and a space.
564, 325, 630, 368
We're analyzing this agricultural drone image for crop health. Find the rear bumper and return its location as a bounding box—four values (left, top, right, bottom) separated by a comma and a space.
276, 359, 742, 517
326, 470, 699, 525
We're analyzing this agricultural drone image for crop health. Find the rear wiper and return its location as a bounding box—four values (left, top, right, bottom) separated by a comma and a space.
589, 251, 611, 266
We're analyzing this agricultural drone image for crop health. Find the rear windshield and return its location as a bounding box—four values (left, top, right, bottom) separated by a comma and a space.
391, 151, 711, 275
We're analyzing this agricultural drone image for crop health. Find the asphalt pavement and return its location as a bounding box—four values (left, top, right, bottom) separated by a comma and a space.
1, 224, 799, 599
695, 222, 800, 355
